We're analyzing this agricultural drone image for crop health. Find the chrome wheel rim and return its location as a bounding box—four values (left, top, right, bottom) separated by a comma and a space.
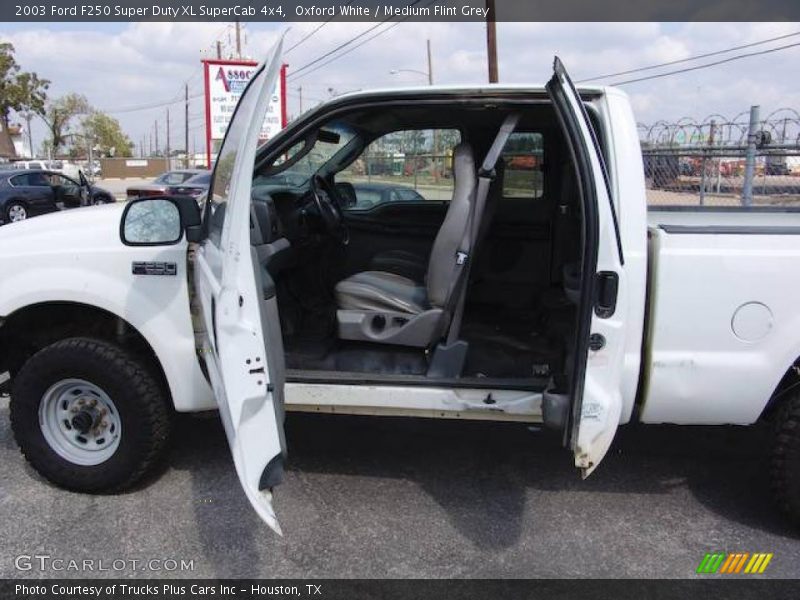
8, 204, 27, 221
38, 379, 122, 465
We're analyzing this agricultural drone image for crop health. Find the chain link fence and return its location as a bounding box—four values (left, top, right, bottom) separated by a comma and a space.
639, 108, 800, 207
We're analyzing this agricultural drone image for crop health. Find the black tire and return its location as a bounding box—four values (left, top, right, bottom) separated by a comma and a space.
6, 201, 28, 223
10, 337, 173, 493
771, 390, 800, 526
92, 194, 111, 205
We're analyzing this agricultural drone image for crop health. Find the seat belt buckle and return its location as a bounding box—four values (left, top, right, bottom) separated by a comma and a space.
456, 251, 469, 265
478, 167, 496, 181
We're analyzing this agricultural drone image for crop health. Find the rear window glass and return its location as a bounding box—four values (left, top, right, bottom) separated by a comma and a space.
10, 173, 50, 186
157, 172, 194, 185
501, 132, 544, 199
186, 172, 211, 185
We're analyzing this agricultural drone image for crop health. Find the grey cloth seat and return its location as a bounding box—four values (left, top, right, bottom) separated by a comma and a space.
335, 271, 429, 314
334, 143, 478, 347
367, 248, 428, 283
366, 161, 506, 284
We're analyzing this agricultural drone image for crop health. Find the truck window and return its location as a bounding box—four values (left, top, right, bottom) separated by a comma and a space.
337, 128, 461, 210
501, 132, 544, 199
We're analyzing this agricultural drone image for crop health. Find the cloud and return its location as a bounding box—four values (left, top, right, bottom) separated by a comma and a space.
3, 21, 798, 156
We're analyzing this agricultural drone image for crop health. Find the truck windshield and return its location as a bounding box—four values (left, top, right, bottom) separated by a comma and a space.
255, 123, 357, 188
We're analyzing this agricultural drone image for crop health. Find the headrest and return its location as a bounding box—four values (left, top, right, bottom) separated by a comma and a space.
452, 142, 475, 181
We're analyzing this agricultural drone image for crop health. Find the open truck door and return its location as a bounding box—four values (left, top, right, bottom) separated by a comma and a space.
192, 40, 287, 534
545, 58, 628, 476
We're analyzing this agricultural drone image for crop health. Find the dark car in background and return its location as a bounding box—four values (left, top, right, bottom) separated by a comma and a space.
125, 169, 206, 201
169, 171, 211, 200
350, 182, 425, 209
0, 170, 114, 225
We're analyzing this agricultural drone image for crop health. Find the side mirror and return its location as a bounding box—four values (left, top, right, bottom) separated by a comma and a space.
120, 196, 202, 246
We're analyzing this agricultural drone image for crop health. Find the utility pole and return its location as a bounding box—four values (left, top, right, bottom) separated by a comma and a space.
166, 108, 171, 161
184, 83, 190, 167
425, 38, 439, 184
154, 120, 159, 156
297, 86, 303, 114
235, 20, 242, 58
742, 105, 760, 207
426, 39, 434, 86
486, 0, 499, 83
24, 113, 34, 158
87, 137, 94, 183
216, 40, 222, 59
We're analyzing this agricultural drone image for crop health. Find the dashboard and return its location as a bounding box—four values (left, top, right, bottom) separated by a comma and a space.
250, 184, 322, 278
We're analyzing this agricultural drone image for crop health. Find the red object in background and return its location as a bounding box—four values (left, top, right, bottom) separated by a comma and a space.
202, 59, 288, 169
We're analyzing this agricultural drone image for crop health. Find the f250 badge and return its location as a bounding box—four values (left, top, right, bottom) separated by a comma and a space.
132, 262, 177, 277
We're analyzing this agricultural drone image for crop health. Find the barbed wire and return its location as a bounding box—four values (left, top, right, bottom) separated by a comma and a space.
638, 109, 800, 147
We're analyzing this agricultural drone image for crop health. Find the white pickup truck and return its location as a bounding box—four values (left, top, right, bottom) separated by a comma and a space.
1, 45, 799, 534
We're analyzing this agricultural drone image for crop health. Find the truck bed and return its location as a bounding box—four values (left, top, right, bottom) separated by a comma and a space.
639, 209, 800, 425
648, 205, 800, 229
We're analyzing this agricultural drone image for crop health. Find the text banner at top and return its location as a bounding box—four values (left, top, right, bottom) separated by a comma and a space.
4, 0, 800, 22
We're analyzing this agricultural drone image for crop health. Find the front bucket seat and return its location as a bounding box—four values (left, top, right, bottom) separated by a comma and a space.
334, 143, 477, 347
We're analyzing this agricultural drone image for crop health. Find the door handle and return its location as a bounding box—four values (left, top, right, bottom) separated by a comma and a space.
594, 271, 618, 318
211, 297, 219, 353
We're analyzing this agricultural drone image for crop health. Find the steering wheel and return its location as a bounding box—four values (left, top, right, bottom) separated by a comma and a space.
310, 174, 349, 245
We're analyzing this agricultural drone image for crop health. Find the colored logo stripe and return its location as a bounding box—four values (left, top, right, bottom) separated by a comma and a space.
744, 553, 773, 574
697, 552, 773, 574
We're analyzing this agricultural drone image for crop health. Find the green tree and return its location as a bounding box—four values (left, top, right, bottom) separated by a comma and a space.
42, 93, 91, 155
79, 111, 133, 157
0, 42, 49, 128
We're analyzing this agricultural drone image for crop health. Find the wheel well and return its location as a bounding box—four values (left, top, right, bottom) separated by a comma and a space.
0, 302, 170, 401
762, 357, 800, 422
5, 197, 28, 209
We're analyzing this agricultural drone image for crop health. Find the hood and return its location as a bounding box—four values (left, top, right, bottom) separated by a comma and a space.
89, 183, 112, 195
0, 203, 126, 256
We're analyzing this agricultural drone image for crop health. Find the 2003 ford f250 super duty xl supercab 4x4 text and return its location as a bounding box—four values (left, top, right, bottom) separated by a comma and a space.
1, 43, 799, 535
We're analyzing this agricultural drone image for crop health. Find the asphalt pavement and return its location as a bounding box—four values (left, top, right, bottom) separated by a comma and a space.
1, 395, 799, 579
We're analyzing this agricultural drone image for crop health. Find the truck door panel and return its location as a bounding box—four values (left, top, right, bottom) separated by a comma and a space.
192, 42, 288, 534
546, 57, 628, 475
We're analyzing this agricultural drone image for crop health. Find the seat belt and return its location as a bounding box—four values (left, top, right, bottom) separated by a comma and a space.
445, 113, 520, 345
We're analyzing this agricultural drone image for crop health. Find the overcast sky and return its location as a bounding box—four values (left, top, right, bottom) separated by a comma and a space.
3, 21, 799, 156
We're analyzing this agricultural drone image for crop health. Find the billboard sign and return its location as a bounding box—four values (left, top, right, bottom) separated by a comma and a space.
202, 58, 287, 166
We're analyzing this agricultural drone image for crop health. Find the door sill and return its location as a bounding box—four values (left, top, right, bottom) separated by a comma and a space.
285, 368, 549, 391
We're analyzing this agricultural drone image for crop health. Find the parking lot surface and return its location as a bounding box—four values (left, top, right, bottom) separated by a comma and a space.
1, 395, 798, 578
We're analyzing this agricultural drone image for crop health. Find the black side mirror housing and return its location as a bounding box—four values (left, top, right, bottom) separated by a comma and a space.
172, 195, 203, 242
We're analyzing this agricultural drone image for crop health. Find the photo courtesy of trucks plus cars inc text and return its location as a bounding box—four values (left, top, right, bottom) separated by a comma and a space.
1, 0, 799, 594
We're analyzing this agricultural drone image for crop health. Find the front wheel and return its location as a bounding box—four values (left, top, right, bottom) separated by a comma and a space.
92, 195, 110, 206
10, 337, 173, 492
771, 390, 800, 526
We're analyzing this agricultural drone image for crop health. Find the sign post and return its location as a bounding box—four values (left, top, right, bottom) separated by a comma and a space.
202, 58, 288, 168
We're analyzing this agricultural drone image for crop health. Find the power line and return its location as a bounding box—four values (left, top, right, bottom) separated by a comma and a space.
611, 40, 800, 86
288, 0, 426, 80
288, 23, 399, 82
288, 22, 391, 78
288, 0, 437, 83
285, 1, 355, 54
102, 91, 204, 114
577, 30, 800, 83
